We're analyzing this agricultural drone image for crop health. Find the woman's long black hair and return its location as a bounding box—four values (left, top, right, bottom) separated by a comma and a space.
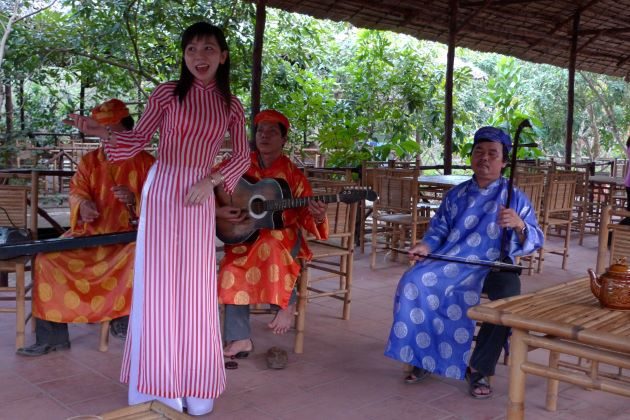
174, 22, 232, 110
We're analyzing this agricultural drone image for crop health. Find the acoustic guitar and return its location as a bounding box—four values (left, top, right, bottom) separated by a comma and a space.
215, 177, 377, 245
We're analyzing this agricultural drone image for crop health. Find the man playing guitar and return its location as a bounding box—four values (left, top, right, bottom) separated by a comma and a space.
216, 110, 328, 364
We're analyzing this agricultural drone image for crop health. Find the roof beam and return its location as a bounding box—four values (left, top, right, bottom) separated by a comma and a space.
527, 0, 600, 51
461, 0, 549, 7
455, 0, 493, 36
577, 27, 630, 36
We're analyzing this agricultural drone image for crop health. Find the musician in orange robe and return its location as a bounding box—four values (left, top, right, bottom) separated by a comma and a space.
17, 99, 155, 357
217, 110, 328, 361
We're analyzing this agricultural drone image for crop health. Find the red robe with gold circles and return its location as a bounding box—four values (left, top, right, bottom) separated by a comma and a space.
33, 147, 155, 323
218, 152, 329, 309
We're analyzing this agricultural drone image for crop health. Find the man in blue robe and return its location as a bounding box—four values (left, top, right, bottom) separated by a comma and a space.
384, 126, 543, 399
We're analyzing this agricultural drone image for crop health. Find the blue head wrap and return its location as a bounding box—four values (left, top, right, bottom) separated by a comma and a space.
473, 126, 512, 154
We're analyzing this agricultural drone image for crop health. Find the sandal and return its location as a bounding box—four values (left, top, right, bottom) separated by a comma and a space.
224, 339, 254, 359
404, 366, 430, 384
466, 368, 493, 399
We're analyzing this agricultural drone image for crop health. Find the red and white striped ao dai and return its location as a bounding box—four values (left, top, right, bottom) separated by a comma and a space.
104, 79, 249, 399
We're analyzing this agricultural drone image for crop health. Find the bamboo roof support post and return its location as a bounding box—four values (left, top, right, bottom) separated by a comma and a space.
566, 11, 580, 165
251, 0, 267, 140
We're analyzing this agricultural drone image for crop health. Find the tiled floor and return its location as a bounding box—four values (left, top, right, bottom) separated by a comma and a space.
1, 233, 629, 419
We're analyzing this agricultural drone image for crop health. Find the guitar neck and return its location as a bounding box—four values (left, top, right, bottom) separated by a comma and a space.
264, 194, 340, 212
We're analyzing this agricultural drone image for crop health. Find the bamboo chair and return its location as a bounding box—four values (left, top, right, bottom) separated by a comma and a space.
536, 171, 579, 273
0, 185, 33, 349
304, 167, 354, 182
596, 206, 630, 273
360, 165, 418, 254
370, 170, 430, 269
359, 161, 388, 253
294, 182, 358, 353
572, 170, 592, 246
513, 172, 545, 275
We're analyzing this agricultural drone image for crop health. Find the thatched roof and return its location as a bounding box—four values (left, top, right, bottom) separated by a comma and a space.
253, 0, 630, 79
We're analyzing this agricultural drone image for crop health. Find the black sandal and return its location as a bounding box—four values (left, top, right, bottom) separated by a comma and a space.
224, 339, 254, 359
404, 366, 430, 384
466, 369, 493, 399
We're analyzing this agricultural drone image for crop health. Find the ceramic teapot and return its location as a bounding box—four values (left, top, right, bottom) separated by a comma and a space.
588, 258, 630, 311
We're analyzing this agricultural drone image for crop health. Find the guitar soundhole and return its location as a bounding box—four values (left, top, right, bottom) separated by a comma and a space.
251, 199, 265, 215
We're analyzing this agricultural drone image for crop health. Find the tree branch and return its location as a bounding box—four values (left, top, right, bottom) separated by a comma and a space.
123, 0, 148, 99
49, 48, 160, 85
15, 0, 58, 23
579, 71, 622, 147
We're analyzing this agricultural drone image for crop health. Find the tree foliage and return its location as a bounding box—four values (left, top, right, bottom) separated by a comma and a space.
0, 0, 628, 168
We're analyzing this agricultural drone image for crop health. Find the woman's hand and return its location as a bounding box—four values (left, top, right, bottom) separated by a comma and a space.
184, 177, 215, 206
408, 242, 430, 262
308, 199, 327, 224
216, 206, 247, 223
63, 114, 114, 145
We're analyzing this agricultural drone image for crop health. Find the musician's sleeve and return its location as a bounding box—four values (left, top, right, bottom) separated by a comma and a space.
104, 83, 172, 162
215, 97, 250, 194
288, 173, 328, 240
69, 151, 101, 233
506, 189, 544, 258
420, 191, 453, 253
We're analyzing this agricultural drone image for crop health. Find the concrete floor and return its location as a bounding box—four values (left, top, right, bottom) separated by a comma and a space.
0, 231, 629, 419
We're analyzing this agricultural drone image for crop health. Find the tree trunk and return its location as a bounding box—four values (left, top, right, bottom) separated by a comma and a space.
5, 82, 13, 141
19, 79, 25, 131
79, 81, 86, 141
587, 104, 600, 159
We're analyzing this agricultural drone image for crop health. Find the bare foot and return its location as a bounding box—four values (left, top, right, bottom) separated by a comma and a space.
267, 304, 295, 334
223, 339, 253, 357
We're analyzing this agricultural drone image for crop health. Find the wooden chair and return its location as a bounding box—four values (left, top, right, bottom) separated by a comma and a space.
359, 164, 415, 254
294, 184, 358, 353
0, 185, 33, 349
304, 167, 354, 183
536, 171, 579, 273
596, 206, 630, 273
514, 172, 545, 275
370, 170, 430, 269
572, 170, 593, 246
358, 161, 388, 253
514, 172, 545, 219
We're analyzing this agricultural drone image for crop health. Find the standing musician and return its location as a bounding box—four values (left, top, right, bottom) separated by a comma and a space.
216, 109, 328, 366
384, 126, 543, 398
17, 99, 155, 357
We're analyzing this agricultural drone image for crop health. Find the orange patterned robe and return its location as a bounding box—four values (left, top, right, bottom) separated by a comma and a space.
33, 148, 155, 323
218, 153, 328, 309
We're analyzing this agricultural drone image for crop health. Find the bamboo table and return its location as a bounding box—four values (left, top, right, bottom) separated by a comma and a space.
468, 278, 630, 420
417, 174, 471, 188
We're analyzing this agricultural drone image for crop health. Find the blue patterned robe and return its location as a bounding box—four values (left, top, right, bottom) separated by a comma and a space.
384, 176, 543, 380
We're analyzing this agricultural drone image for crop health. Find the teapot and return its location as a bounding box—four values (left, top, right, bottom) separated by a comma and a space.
588, 258, 630, 311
